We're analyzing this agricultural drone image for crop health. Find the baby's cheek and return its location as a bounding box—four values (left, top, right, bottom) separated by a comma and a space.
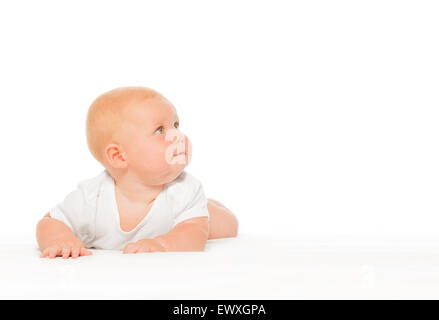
149, 142, 170, 168
137, 141, 167, 171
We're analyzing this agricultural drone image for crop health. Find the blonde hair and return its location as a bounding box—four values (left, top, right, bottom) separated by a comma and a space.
86, 86, 161, 165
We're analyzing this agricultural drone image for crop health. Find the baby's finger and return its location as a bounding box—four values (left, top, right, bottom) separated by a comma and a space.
122, 243, 132, 254
80, 247, 92, 256
48, 247, 59, 259
137, 247, 151, 253
62, 247, 71, 259
123, 246, 132, 254
131, 248, 140, 254
123, 243, 138, 254
71, 246, 80, 259
132, 245, 142, 253
40, 248, 50, 258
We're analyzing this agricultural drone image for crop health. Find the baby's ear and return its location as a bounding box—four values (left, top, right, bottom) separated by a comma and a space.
105, 143, 127, 168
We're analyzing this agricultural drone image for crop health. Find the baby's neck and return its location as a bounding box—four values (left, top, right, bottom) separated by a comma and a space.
114, 175, 164, 206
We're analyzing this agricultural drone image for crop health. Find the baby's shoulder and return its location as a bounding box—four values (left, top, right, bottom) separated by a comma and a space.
76, 170, 110, 204
165, 171, 203, 202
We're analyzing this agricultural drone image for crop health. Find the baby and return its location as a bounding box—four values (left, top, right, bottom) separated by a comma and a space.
36, 87, 239, 258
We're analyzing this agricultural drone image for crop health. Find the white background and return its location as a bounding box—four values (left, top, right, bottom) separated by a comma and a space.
1, 0, 438, 243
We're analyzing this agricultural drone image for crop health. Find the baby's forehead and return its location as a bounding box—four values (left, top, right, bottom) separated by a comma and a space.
123, 96, 178, 126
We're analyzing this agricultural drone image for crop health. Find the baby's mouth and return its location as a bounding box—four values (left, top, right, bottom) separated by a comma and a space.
173, 151, 186, 157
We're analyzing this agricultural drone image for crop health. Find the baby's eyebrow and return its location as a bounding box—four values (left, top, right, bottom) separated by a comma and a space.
152, 118, 179, 127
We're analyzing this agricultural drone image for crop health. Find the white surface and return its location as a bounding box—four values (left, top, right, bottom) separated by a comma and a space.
2, 234, 439, 299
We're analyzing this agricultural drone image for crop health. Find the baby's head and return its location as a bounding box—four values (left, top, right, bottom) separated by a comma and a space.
86, 86, 191, 186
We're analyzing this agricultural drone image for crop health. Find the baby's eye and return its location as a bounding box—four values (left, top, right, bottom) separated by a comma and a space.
154, 126, 164, 135
174, 121, 179, 129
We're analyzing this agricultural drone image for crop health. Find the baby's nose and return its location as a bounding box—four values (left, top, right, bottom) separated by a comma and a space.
165, 128, 183, 143
176, 134, 189, 152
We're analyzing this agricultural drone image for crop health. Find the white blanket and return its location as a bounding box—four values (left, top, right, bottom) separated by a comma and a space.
1, 234, 439, 299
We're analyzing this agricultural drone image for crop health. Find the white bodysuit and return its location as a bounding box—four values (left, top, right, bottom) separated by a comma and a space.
49, 170, 209, 250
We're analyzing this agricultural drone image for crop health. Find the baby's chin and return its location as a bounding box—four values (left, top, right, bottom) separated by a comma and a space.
159, 163, 188, 184
142, 153, 190, 185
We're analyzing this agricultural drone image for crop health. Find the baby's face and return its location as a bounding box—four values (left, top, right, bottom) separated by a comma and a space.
113, 96, 192, 185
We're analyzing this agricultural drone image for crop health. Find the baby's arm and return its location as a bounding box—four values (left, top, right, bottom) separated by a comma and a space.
36, 213, 92, 259
155, 216, 209, 251
123, 216, 209, 253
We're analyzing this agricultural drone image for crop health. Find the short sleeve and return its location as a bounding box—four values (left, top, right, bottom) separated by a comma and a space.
49, 185, 94, 245
173, 179, 209, 228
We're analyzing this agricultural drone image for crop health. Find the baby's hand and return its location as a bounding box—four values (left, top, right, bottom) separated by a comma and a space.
40, 237, 93, 259
123, 238, 166, 254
